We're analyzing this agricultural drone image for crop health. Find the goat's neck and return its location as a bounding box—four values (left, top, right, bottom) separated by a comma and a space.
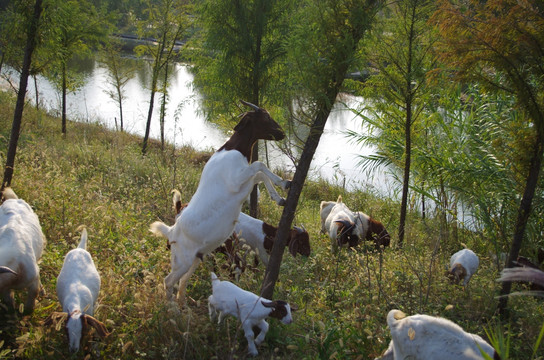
218, 131, 257, 162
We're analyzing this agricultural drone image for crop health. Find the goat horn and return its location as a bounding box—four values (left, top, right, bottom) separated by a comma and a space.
0, 266, 17, 275
293, 226, 304, 233
240, 100, 260, 111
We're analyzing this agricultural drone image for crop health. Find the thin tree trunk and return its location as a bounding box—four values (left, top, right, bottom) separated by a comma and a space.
61, 62, 67, 135
33, 74, 39, 111
498, 132, 544, 315
117, 84, 124, 132
142, 88, 157, 155
2, 0, 43, 189
261, 106, 330, 299
160, 64, 169, 150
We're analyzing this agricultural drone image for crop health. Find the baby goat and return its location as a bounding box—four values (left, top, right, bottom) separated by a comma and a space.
375, 309, 499, 360
320, 195, 390, 251
208, 272, 293, 356
46, 229, 109, 352
151, 101, 290, 304
0, 187, 46, 314
447, 248, 479, 287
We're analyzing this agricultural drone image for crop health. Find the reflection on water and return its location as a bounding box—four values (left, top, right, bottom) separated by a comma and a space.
3, 58, 393, 195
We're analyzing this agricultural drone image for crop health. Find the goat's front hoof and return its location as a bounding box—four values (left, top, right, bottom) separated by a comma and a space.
278, 198, 287, 207
283, 180, 292, 190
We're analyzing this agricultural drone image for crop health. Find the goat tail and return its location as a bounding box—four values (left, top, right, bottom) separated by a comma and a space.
386, 309, 406, 329
78, 228, 88, 250
211, 272, 219, 282
1, 187, 18, 200
336, 195, 343, 203
150, 221, 170, 238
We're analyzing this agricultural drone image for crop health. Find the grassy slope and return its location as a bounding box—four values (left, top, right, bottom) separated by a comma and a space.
0, 92, 542, 359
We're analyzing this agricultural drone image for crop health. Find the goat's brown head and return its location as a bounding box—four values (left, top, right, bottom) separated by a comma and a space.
237, 100, 285, 142
446, 263, 467, 285
44, 311, 110, 352
367, 218, 390, 249
288, 226, 311, 258
335, 220, 359, 248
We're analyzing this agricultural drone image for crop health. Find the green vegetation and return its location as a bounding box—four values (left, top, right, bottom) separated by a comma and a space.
0, 90, 542, 359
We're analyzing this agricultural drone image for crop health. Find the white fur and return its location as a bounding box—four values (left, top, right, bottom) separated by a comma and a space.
235, 212, 309, 266
151, 149, 289, 302
207, 272, 293, 356
450, 249, 480, 287
56, 229, 101, 352
320, 196, 365, 250
376, 309, 496, 360
0, 188, 46, 313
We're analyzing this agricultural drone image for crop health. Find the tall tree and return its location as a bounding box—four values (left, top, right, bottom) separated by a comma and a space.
262, 0, 383, 299
2, 0, 42, 189
100, 39, 137, 132
138, 0, 189, 154
350, 0, 438, 247
192, 0, 294, 217
434, 0, 544, 314
43, 0, 106, 135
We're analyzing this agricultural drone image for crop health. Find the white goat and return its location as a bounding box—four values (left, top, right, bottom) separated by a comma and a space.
320, 195, 390, 250
45, 229, 109, 352
234, 212, 310, 266
0, 187, 46, 314
208, 272, 293, 356
447, 248, 479, 287
375, 309, 498, 360
151, 101, 290, 303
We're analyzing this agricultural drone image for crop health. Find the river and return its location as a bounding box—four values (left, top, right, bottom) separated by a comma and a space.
2, 59, 394, 196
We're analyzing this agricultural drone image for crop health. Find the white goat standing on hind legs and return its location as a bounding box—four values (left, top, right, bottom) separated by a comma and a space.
150, 100, 290, 304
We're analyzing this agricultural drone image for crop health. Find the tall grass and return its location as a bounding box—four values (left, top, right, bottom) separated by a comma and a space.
0, 92, 542, 359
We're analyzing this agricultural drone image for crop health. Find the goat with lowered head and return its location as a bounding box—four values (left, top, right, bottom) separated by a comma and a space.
45, 229, 109, 352
0, 187, 46, 314
375, 309, 499, 360
208, 272, 294, 356
151, 101, 290, 303
320, 195, 390, 251
446, 248, 479, 288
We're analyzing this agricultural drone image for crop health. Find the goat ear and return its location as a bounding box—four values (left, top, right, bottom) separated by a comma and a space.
43, 312, 68, 331
83, 314, 110, 338
261, 300, 276, 309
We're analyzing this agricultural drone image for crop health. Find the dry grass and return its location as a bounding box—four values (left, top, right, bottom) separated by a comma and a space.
0, 92, 542, 359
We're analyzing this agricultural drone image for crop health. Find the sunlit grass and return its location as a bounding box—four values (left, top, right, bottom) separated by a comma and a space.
0, 91, 542, 359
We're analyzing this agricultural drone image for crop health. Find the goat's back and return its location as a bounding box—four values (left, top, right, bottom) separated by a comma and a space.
179, 150, 255, 249
57, 248, 100, 314
0, 199, 45, 289
450, 249, 479, 274
210, 277, 271, 321
386, 310, 495, 359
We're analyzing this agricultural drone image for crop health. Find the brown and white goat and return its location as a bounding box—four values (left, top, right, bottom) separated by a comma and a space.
320, 195, 390, 251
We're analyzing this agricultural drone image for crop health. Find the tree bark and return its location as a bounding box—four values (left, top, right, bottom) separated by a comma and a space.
498, 132, 544, 315
2, 0, 43, 190
61, 62, 67, 134
261, 107, 330, 299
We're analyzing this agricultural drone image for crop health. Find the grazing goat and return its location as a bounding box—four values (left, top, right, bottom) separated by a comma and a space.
233, 212, 310, 267
447, 248, 479, 287
320, 195, 390, 251
0, 188, 46, 314
208, 272, 293, 356
45, 228, 109, 352
151, 101, 290, 303
375, 309, 499, 360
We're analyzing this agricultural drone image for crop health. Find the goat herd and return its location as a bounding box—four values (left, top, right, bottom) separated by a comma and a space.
0, 101, 537, 358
